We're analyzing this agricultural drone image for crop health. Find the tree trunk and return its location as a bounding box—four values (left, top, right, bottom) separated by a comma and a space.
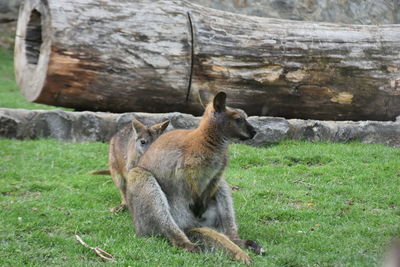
15, 0, 400, 120
15, 0, 192, 114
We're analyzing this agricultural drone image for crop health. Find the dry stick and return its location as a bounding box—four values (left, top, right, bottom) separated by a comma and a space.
293, 179, 316, 187
75, 234, 116, 262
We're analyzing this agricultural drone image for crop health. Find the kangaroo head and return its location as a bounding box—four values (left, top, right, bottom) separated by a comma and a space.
199, 91, 256, 141
132, 119, 170, 155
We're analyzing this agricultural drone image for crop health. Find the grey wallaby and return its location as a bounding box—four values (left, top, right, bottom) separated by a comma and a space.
125, 91, 264, 264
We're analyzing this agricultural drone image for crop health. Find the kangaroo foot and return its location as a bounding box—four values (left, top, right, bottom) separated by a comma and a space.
245, 240, 265, 255
233, 250, 252, 265
171, 239, 200, 253
109, 203, 126, 212
233, 239, 265, 255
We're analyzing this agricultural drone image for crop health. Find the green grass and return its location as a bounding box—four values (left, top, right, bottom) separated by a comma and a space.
0, 47, 68, 110
1, 139, 399, 266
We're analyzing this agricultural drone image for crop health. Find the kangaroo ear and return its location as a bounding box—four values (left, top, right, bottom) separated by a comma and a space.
198, 90, 214, 108
151, 120, 170, 134
132, 119, 146, 132
213, 92, 227, 112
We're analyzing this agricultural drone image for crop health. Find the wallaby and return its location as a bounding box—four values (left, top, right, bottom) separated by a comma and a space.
93, 119, 169, 212
384, 239, 400, 267
125, 92, 263, 264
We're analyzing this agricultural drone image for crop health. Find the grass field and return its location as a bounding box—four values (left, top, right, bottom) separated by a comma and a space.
1, 139, 399, 266
1, 46, 400, 266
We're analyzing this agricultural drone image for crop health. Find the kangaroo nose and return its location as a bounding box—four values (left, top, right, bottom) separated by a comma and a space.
250, 129, 256, 138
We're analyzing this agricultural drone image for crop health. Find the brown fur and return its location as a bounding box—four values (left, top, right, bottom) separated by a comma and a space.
89, 169, 110, 175
126, 92, 263, 264
188, 227, 252, 264
107, 119, 169, 212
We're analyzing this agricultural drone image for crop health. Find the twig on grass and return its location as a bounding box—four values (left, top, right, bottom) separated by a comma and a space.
293, 179, 316, 187
230, 184, 241, 191
75, 234, 116, 262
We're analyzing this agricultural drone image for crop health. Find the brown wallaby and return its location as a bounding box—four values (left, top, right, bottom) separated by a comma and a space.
125, 92, 263, 264
93, 119, 169, 212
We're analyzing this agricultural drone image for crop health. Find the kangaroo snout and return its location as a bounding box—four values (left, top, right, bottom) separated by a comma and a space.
239, 123, 256, 141
250, 128, 256, 139
247, 123, 257, 139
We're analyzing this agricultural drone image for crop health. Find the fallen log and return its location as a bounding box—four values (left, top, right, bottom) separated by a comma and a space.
15, 0, 400, 120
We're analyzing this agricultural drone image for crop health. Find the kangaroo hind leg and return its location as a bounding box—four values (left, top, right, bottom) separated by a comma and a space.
187, 227, 252, 264
126, 167, 199, 253
109, 171, 127, 212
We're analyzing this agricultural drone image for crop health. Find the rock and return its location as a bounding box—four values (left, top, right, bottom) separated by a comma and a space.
287, 119, 400, 147
0, 108, 288, 146
0, 112, 18, 138
116, 112, 200, 133
1, 108, 400, 147
244, 117, 289, 146
31, 111, 72, 140
71, 112, 116, 142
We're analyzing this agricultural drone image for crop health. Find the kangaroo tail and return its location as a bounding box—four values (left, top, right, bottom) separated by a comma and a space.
187, 227, 251, 264
88, 169, 111, 175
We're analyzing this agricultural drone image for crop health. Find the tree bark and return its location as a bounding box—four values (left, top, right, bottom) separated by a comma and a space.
15, 0, 192, 113
15, 0, 400, 120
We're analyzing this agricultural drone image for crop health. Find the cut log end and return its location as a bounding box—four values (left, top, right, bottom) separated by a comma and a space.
14, 0, 51, 102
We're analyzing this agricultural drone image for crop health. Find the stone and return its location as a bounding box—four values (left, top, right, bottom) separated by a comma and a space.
244, 117, 290, 146
0, 112, 18, 138
287, 119, 400, 147
31, 111, 72, 140
0, 108, 288, 146
1, 108, 400, 147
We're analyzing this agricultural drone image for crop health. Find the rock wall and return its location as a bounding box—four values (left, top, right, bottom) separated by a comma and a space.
1, 108, 400, 147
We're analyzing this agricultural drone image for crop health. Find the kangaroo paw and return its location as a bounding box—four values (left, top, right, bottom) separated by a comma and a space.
171, 239, 200, 253
109, 204, 126, 212
233, 239, 265, 255
183, 242, 201, 253
244, 240, 265, 255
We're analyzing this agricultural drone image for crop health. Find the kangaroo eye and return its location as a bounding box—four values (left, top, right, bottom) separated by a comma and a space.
235, 118, 243, 123
140, 140, 146, 145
